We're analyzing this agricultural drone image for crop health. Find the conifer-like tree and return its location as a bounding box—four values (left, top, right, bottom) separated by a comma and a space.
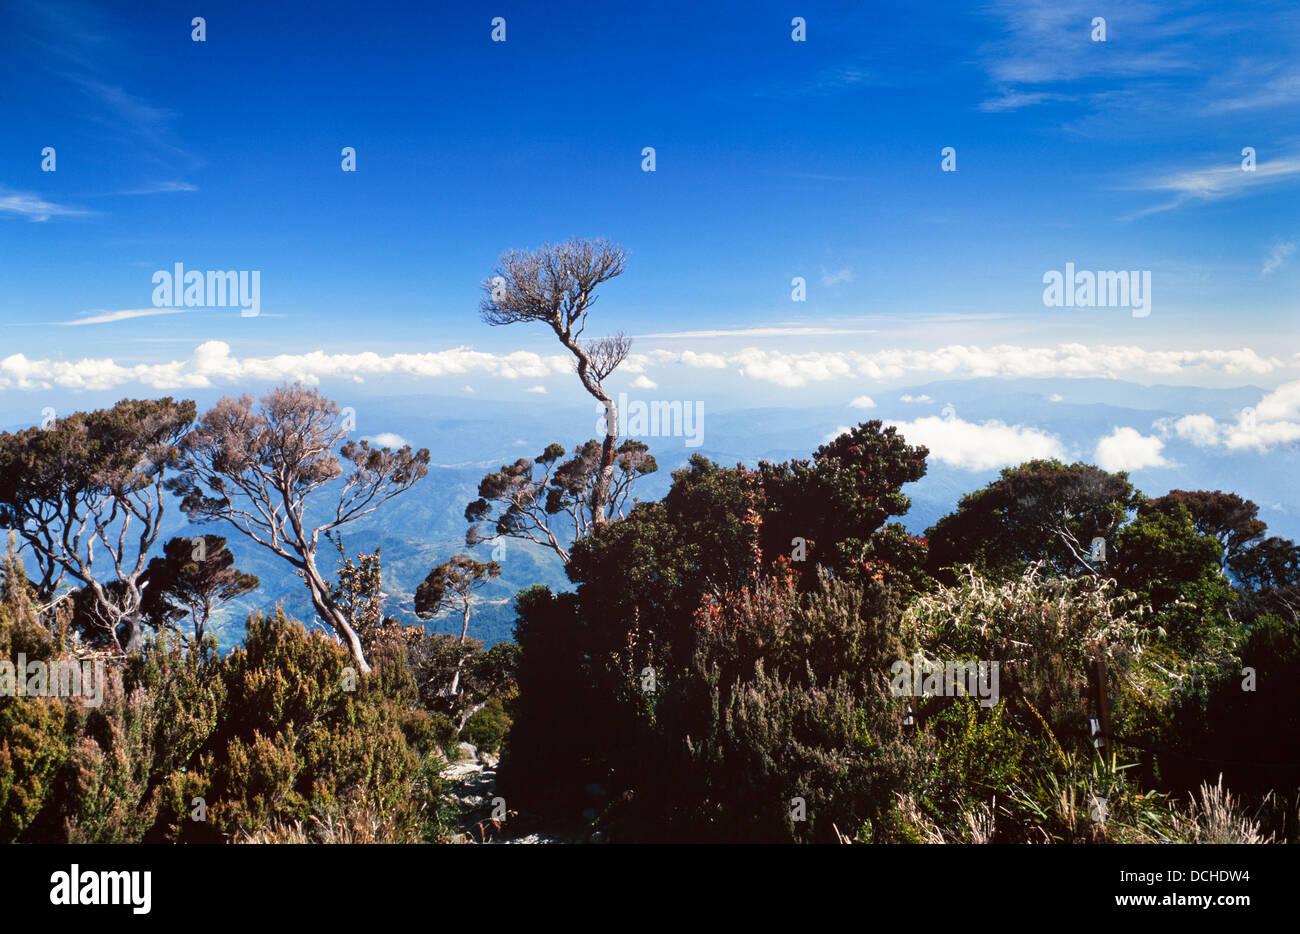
140, 535, 258, 646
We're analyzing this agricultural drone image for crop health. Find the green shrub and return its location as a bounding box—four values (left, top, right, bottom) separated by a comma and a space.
462, 694, 511, 755
596, 573, 925, 842
0, 588, 454, 842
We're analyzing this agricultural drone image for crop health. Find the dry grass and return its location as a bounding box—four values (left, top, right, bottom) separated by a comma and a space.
890, 793, 999, 844
1169, 776, 1275, 844
232, 796, 427, 844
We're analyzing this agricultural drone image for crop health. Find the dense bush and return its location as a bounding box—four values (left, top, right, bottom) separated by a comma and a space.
500, 431, 1299, 843
623, 574, 926, 843
0, 563, 455, 843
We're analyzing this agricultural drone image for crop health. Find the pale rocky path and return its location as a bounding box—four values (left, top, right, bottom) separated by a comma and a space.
441, 742, 581, 844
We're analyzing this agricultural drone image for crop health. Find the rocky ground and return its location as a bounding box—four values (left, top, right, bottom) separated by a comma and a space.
441, 742, 589, 844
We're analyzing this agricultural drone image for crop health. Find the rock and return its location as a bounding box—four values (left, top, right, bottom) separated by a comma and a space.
457, 742, 478, 761
441, 760, 482, 782
505, 833, 570, 844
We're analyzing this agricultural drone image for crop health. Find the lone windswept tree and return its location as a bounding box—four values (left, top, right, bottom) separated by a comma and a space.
465, 439, 657, 563
415, 554, 501, 644
0, 398, 195, 654
415, 554, 501, 700
168, 384, 430, 672
480, 237, 630, 525
139, 535, 259, 646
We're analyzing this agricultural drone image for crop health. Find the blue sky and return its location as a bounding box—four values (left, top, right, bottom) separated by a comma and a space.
1, 0, 1298, 448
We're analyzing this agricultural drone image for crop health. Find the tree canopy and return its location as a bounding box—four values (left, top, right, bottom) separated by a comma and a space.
0, 397, 195, 653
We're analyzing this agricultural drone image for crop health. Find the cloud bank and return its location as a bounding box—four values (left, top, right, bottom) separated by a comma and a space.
0, 341, 574, 392
1, 340, 1294, 394
658, 343, 1287, 388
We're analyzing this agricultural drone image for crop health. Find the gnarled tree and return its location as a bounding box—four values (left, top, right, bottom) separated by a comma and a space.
0, 398, 195, 654
168, 384, 429, 672
479, 237, 630, 525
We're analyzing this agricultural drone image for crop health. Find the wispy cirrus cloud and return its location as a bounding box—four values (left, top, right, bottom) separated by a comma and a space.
977, 0, 1202, 112
760, 60, 893, 99
0, 188, 91, 222
1124, 155, 1300, 219
977, 0, 1299, 127
1262, 241, 1296, 276
110, 181, 199, 197
820, 267, 854, 287
61, 73, 178, 148
59, 308, 199, 326
978, 89, 1077, 113
1203, 61, 1300, 114
13, 0, 200, 181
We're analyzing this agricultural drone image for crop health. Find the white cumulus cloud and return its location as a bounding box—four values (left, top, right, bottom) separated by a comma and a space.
1095, 427, 1169, 472
2, 340, 1294, 397
1166, 413, 1221, 447
678, 350, 729, 369
0, 341, 575, 392
362, 432, 410, 449
648, 343, 1285, 388
887, 416, 1066, 470
1152, 380, 1300, 453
